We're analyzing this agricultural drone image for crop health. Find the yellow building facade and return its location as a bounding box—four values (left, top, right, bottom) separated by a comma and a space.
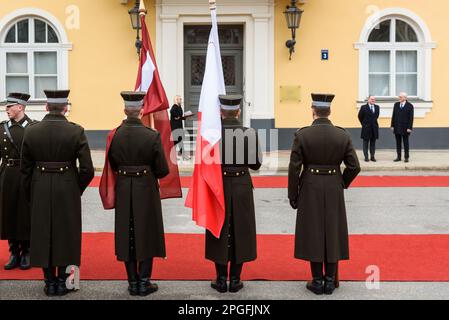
0, 0, 447, 149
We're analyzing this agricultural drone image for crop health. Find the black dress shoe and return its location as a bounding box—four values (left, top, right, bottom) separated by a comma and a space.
404, 159, 409, 163
4, 254, 20, 270
44, 283, 57, 296
229, 278, 244, 293
128, 281, 139, 296
211, 277, 228, 293
324, 276, 336, 295
370, 158, 377, 162
19, 252, 31, 270
306, 277, 324, 295
55, 267, 70, 296
56, 279, 69, 296
364, 158, 369, 162
138, 280, 158, 296
43, 268, 57, 297
394, 158, 401, 162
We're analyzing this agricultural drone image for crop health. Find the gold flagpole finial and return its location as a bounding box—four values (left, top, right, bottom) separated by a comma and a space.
209, 0, 216, 11
139, 0, 147, 16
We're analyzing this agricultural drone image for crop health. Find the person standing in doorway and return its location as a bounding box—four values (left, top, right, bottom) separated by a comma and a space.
170, 95, 191, 160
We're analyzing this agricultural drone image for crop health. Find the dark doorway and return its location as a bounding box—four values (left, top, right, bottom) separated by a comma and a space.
183, 24, 244, 128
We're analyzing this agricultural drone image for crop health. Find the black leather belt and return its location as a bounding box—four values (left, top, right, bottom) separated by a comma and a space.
4, 159, 20, 167
117, 166, 151, 177
222, 167, 249, 177
305, 165, 340, 175
36, 161, 72, 173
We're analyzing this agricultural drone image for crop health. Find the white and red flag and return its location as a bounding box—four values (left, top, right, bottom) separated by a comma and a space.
185, 5, 226, 238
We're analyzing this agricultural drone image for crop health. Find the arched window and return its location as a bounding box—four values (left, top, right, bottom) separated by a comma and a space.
0, 9, 71, 105
355, 8, 436, 117
367, 18, 419, 97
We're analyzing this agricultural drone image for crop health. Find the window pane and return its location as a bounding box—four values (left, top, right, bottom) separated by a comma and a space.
17, 19, 29, 43
369, 75, 390, 96
369, 51, 390, 73
396, 74, 417, 96
35, 19, 46, 43
191, 55, 206, 86
396, 51, 417, 73
6, 53, 28, 73
35, 77, 57, 98
5, 25, 16, 43
368, 20, 391, 42
6, 76, 29, 94
34, 52, 57, 74
185, 25, 243, 46
222, 56, 236, 86
396, 20, 418, 42
47, 25, 59, 43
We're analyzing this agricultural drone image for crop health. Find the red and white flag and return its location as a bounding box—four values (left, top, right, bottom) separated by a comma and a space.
185, 7, 226, 238
135, 3, 182, 199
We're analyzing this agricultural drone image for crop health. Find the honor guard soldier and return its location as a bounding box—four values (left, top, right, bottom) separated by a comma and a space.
0, 93, 37, 270
21, 90, 94, 296
288, 93, 360, 295
207, 94, 262, 293
103, 91, 169, 296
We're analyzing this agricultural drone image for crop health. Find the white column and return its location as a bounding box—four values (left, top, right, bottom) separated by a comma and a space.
159, 14, 178, 103
251, 14, 274, 120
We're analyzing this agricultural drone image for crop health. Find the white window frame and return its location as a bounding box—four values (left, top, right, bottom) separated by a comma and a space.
0, 8, 72, 120
355, 8, 436, 118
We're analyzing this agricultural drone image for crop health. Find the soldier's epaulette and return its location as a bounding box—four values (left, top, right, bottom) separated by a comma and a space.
335, 126, 348, 132
68, 121, 82, 127
146, 127, 157, 133
295, 126, 309, 135
0, 120, 7, 125
29, 120, 39, 126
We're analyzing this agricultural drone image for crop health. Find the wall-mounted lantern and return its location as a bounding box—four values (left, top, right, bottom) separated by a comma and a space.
284, 0, 304, 60
128, 0, 146, 55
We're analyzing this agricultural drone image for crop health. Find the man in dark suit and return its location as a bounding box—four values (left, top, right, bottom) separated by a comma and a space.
358, 96, 380, 162
391, 92, 414, 163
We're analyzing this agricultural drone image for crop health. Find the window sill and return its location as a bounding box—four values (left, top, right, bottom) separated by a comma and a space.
356, 100, 432, 118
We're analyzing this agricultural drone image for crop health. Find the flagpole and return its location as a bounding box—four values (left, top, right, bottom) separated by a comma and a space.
138, 0, 155, 129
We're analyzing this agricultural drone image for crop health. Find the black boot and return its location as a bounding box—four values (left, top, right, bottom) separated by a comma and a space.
125, 260, 139, 296
56, 267, 69, 296
211, 263, 228, 293
324, 262, 337, 295
43, 267, 56, 296
229, 262, 244, 293
138, 258, 158, 296
4, 240, 20, 270
306, 262, 324, 295
324, 276, 336, 295
19, 241, 31, 270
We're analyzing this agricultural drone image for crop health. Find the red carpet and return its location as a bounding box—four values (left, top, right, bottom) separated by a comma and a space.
1, 234, 449, 281
89, 176, 449, 188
